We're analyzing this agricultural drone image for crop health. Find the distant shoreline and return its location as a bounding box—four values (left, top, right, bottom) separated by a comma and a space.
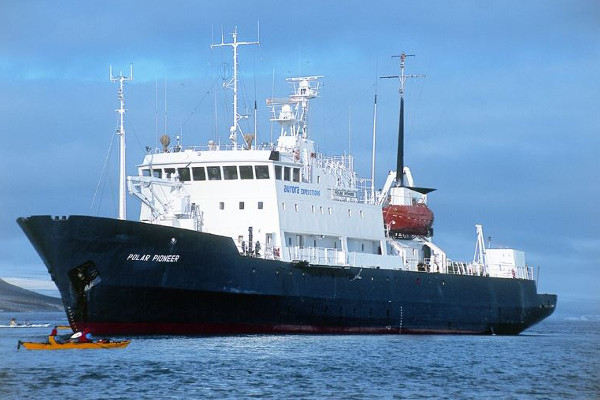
0, 278, 63, 312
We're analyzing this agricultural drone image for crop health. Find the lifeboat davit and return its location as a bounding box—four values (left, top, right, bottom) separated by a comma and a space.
383, 203, 434, 236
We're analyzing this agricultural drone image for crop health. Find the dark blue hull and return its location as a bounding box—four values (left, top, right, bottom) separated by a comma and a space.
17, 215, 556, 335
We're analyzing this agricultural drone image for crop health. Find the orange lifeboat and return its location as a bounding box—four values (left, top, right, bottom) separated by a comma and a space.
383, 203, 434, 236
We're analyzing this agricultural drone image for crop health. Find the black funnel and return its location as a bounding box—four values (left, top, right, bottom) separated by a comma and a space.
396, 96, 404, 186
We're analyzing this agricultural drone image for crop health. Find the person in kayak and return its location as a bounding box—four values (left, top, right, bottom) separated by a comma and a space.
48, 326, 60, 343
79, 329, 93, 343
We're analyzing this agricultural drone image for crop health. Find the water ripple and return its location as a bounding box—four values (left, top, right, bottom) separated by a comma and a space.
1, 313, 599, 399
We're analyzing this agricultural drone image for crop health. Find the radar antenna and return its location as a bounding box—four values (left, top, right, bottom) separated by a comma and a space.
110, 64, 133, 220
266, 76, 323, 139
211, 25, 259, 150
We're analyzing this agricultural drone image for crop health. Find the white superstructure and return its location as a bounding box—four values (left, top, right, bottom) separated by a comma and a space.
126, 30, 533, 281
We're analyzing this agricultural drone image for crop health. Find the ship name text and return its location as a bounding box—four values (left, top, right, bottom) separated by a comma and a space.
283, 185, 321, 196
126, 253, 180, 263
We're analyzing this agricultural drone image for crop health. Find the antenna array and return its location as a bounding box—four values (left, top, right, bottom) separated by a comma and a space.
210, 25, 260, 149
110, 64, 134, 220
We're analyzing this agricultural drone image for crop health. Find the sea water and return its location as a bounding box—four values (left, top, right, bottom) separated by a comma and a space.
0, 307, 598, 399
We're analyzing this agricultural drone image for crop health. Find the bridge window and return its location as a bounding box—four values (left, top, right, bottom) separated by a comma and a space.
239, 201, 245, 210
275, 165, 282, 180
207, 166, 222, 180
219, 202, 224, 210
152, 169, 162, 178
178, 167, 191, 182
284, 167, 290, 181
223, 166, 238, 180
142, 169, 151, 177
164, 168, 176, 179
239, 165, 254, 179
255, 165, 270, 179
293, 168, 300, 182
258, 201, 264, 210
192, 167, 206, 181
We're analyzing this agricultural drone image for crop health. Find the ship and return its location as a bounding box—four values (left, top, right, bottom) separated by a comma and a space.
17, 29, 556, 335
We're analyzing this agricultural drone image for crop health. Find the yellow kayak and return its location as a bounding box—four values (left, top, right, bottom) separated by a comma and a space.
18, 336, 130, 350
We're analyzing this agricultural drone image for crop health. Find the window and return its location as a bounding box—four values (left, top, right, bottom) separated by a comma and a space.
360, 210, 364, 218
164, 168, 176, 179
142, 169, 151, 177
282, 202, 286, 211
293, 168, 300, 182
320, 206, 324, 214
178, 167, 191, 182
207, 166, 221, 180
317, 176, 321, 183
239, 201, 245, 210
311, 205, 315, 213
192, 167, 206, 181
152, 169, 162, 178
255, 165, 270, 179
275, 165, 282, 180
288, 237, 292, 246
258, 201, 264, 210
348, 209, 352, 217
328, 207, 332, 215
284, 167, 290, 181
295, 204, 299, 212
239, 166, 254, 179
223, 166, 238, 180
219, 202, 224, 210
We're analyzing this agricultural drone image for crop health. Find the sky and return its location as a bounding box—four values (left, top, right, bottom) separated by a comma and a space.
0, 0, 598, 302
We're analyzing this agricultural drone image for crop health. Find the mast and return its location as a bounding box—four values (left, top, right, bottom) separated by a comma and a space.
370, 92, 377, 202
211, 26, 259, 150
381, 53, 424, 187
110, 64, 133, 220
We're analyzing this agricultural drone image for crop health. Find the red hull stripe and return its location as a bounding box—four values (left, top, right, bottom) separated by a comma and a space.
73, 322, 483, 336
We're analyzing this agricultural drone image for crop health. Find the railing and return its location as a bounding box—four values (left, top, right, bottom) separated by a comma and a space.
445, 260, 534, 280
148, 142, 276, 154
287, 246, 347, 266
241, 244, 535, 280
